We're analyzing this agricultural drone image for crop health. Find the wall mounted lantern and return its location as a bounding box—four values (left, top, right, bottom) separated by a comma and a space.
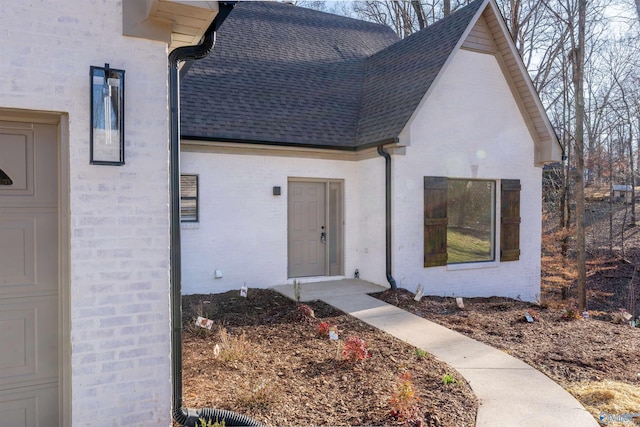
90, 63, 125, 165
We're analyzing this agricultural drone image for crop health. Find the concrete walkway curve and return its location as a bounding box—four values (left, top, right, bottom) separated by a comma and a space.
273, 279, 598, 427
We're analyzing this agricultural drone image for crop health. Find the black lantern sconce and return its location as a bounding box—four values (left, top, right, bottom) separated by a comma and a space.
90, 63, 125, 165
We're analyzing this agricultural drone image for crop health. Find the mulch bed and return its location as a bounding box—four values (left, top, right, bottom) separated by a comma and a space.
180, 289, 477, 427
373, 288, 640, 390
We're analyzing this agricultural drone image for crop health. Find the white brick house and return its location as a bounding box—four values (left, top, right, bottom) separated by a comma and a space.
179, 0, 561, 302
0, 1, 226, 425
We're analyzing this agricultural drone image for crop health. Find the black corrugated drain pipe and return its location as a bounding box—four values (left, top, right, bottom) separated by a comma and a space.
377, 145, 398, 290
168, 4, 261, 427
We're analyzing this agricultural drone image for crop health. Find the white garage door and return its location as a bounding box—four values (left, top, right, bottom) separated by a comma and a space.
0, 121, 59, 426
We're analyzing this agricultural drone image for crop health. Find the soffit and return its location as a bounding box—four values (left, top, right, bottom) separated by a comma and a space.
123, 0, 218, 51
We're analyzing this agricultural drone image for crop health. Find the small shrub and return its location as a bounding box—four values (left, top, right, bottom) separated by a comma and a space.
342, 336, 370, 362
216, 328, 254, 362
561, 304, 581, 321
442, 373, 456, 386
294, 304, 315, 323
610, 308, 633, 324
293, 279, 302, 302
317, 321, 331, 336
415, 348, 428, 359
196, 418, 225, 427
389, 371, 420, 423
237, 379, 279, 410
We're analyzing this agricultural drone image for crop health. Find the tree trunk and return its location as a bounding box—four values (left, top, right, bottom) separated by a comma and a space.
411, 1, 427, 29
443, 0, 451, 16
629, 129, 635, 227
574, 0, 587, 312
609, 134, 613, 254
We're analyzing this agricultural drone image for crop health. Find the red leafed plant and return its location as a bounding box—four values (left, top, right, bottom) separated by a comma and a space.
295, 304, 315, 323
317, 321, 331, 336
342, 336, 371, 362
389, 371, 421, 423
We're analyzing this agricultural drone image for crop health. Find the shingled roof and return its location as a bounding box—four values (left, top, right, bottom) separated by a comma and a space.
180, 0, 484, 149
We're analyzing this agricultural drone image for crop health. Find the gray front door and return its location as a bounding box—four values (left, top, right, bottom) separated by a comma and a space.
0, 121, 59, 426
288, 181, 326, 277
288, 180, 344, 278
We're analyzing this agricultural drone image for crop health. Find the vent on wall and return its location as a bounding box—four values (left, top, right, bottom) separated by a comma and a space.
0, 168, 12, 185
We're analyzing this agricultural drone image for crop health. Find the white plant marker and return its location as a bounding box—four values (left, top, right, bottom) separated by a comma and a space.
196, 316, 213, 330
240, 282, 248, 298
414, 284, 424, 302
456, 297, 465, 309
329, 326, 339, 341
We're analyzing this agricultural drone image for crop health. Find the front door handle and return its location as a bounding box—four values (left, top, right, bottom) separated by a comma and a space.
321, 226, 326, 244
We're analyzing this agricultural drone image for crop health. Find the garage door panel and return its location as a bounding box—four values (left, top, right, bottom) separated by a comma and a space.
0, 129, 32, 194
0, 123, 57, 206
0, 383, 58, 427
0, 296, 58, 387
0, 213, 57, 295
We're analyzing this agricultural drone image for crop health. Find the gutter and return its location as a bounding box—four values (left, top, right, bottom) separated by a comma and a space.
377, 145, 398, 290
180, 135, 400, 153
168, 3, 262, 426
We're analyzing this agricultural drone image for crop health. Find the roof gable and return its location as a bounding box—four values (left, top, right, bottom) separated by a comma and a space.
355, 0, 484, 147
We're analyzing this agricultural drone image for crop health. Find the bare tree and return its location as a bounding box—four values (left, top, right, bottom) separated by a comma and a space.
349, 0, 471, 37
574, 0, 587, 312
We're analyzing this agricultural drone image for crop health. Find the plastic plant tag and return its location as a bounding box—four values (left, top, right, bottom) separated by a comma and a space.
240, 283, 248, 298
329, 326, 339, 341
414, 284, 424, 302
524, 312, 534, 323
196, 316, 213, 330
213, 343, 221, 358
456, 297, 465, 309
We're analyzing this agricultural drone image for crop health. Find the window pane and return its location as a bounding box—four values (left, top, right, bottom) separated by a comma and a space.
181, 199, 197, 222
180, 175, 198, 198
180, 175, 198, 222
447, 179, 494, 263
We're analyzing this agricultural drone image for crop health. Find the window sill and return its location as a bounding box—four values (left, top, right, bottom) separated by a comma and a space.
181, 222, 200, 230
446, 261, 499, 271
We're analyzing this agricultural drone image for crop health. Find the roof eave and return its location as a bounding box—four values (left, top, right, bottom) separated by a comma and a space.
181, 134, 399, 152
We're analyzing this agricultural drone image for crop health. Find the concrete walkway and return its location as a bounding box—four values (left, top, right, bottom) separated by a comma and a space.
272, 279, 598, 427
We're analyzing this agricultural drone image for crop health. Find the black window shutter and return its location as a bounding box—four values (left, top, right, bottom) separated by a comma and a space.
500, 179, 521, 261
424, 176, 448, 267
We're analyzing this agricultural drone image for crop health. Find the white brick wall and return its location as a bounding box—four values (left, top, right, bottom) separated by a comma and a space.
180, 152, 379, 293
1, 2, 172, 425
393, 48, 543, 301
182, 48, 544, 302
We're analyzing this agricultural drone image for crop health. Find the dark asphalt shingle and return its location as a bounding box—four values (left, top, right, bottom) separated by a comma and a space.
180, 0, 484, 149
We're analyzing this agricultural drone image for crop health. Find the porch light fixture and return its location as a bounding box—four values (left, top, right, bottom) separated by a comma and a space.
90, 63, 125, 165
